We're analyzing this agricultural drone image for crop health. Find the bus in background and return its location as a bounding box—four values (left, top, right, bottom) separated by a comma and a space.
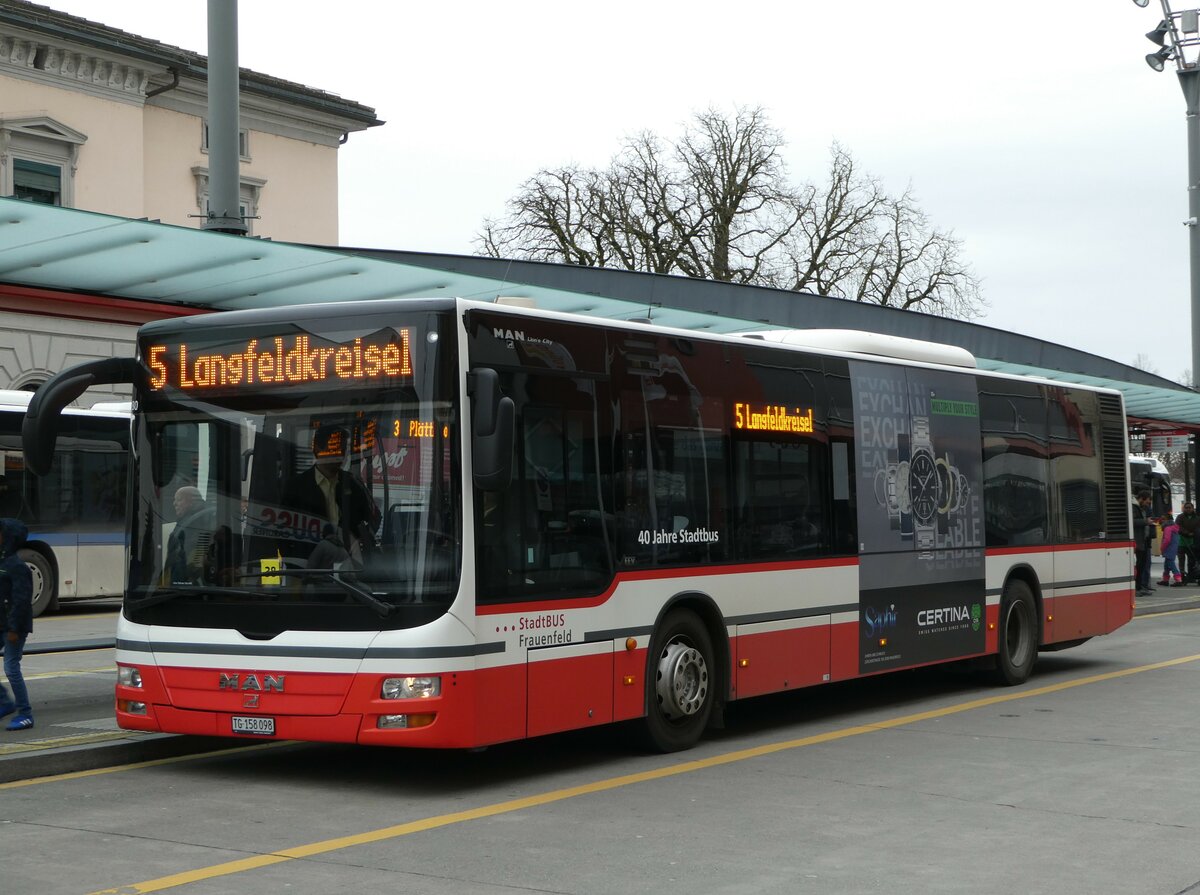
23, 300, 1134, 752
0, 390, 129, 617
1130, 454, 1172, 521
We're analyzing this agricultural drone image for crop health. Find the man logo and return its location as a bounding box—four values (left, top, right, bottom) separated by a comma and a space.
493, 327, 526, 343
218, 673, 285, 692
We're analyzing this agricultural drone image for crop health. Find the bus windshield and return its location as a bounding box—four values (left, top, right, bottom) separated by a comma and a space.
125, 308, 461, 633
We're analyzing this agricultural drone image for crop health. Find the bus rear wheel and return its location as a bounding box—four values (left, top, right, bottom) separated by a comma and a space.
21, 549, 54, 618
993, 580, 1037, 686
642, 610, 715, 752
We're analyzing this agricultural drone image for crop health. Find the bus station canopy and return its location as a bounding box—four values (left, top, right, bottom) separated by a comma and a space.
2, 196, 1198, 431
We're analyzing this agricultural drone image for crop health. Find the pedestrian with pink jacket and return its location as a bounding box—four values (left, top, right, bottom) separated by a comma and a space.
1161, 517, 1183, 586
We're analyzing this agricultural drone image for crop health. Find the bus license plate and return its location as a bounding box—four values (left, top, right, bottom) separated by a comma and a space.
232, 715, 275, 736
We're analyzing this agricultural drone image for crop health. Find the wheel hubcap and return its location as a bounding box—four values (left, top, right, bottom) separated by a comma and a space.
25, 561, 45, 602
655, 640, 708, 719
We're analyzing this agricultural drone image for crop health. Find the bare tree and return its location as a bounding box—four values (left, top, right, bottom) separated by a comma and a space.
671, 107, 802, 284
1131, 353, 1159, 376
478, 107, 985, 319
774, 144, 884, 296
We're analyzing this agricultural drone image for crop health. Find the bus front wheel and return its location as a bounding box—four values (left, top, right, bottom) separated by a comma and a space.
642, 610, 715, 752
21, 549, 55, 618
993, 580, 1037, 686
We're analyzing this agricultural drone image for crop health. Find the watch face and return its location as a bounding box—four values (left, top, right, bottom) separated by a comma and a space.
909, 451, 938, 523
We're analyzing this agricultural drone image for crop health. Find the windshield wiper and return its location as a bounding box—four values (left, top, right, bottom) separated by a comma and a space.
238, 567, 395, 618
127, 585, 263, 610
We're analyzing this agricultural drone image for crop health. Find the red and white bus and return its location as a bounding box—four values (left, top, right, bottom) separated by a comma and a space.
24, 299, 1134, 751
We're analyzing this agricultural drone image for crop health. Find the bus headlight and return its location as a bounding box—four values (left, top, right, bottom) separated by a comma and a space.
118, 666, 143, 688
381, 676, 440, 699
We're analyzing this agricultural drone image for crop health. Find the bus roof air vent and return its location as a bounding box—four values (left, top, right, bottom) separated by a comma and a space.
742, 329, 977, 368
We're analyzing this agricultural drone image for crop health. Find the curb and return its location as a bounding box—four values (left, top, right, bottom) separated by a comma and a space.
1134, 598, 1200, 616
26, 638, 116, 655
0, 733, 254, 785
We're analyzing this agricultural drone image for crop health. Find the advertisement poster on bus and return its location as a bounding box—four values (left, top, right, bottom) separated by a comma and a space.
852, 361, 985, 674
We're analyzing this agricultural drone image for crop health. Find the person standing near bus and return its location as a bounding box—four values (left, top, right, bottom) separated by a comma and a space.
1174, 502, 1199, 584
1134, 490, 1154, 597
1160, 516, 1183, 586
0, 517, 34, 731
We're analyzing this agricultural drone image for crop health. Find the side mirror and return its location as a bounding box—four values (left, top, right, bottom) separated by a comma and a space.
23, 357, 139, 476
468, 367, 514, 491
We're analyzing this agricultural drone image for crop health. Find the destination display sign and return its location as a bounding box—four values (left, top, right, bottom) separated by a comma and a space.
146, 332, 414, 392
733, 402, 815, 434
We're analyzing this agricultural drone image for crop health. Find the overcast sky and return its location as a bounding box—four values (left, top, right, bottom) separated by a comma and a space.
44, 1, 1196, 382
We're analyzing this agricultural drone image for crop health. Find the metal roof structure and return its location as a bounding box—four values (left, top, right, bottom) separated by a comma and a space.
2, 196, 1198, 430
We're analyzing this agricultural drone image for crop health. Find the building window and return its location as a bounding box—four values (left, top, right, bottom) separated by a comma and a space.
13, 159, 62, 205
191, 167, 266, 235
0, 117, 86, 206
201, 122, 251, 161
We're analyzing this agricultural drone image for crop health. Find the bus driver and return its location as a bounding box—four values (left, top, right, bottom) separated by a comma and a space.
282, 424, 379, 562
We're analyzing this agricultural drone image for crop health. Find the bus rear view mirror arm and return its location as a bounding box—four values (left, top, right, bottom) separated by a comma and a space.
23, 356, 139, 476
468, 367, 514, 491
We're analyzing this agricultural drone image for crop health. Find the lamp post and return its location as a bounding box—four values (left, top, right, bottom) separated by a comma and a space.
1136, 1, 1200, 502
1136, 1, 1200, 384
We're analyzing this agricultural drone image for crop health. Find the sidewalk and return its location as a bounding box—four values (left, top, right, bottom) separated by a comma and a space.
1133, 555, 1200, 616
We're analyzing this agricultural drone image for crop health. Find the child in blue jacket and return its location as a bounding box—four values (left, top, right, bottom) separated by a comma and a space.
1161, 516, 1184, 587
0, 517, 34, 730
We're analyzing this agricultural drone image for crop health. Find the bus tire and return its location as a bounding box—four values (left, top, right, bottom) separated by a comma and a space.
993, 580, 1037, 686
21, 549, 54, 618
642, 610, 715, 752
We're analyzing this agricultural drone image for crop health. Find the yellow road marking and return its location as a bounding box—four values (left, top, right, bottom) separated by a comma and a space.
5, 666, 113, 682
79, 651, 1200, 895
0, 730, 133, 755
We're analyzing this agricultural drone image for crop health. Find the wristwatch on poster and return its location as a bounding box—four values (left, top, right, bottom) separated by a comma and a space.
908, 415, 937, 551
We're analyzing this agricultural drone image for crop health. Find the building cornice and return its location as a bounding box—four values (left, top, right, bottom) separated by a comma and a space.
151, 78, 357, 148
0, 29, 161, 105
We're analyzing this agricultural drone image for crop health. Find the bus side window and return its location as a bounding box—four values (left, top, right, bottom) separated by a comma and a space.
733, 438, 828, 560
1048, 388, 1104, 543
979, 378, 1049, 548
614, 337, 729, 569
